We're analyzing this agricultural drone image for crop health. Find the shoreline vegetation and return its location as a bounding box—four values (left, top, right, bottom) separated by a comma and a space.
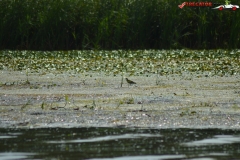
1, 61, 240, 129
0, 49, 240, 128
0, 0, 239, 50
0, 49, 239, 76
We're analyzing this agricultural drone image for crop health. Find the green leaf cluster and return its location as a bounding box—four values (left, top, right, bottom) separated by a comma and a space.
0, 49, 239, 76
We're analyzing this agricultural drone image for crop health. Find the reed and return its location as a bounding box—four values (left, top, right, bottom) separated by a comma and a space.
0, 0, 239, 50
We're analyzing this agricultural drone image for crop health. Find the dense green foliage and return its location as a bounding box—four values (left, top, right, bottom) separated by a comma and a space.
0, 0, 239, 50
1, 50, 239, 76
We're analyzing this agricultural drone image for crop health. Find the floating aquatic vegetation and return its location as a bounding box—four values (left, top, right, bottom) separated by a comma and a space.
0, 49, 239, 76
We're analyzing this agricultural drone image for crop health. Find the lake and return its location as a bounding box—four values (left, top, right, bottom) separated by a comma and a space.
0, 127, 240, 159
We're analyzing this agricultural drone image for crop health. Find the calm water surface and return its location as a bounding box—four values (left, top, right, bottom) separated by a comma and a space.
0, 127, 240, 159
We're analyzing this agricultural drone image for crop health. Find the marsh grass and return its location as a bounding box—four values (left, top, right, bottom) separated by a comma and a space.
191, 102, 217, 108
0, 0, 239, 50
232, 104, 240, 111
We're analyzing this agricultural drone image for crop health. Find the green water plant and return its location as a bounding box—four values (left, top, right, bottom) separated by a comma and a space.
21, 99, 31, 110
0, 50, 240, 76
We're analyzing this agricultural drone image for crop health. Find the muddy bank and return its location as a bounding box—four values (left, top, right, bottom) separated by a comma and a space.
1, 71, 240, 129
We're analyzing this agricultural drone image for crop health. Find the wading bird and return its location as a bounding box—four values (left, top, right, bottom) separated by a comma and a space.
125, 78, 136, 87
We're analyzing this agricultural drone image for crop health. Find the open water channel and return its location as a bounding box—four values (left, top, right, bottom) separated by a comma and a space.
0, 127, 240, 159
